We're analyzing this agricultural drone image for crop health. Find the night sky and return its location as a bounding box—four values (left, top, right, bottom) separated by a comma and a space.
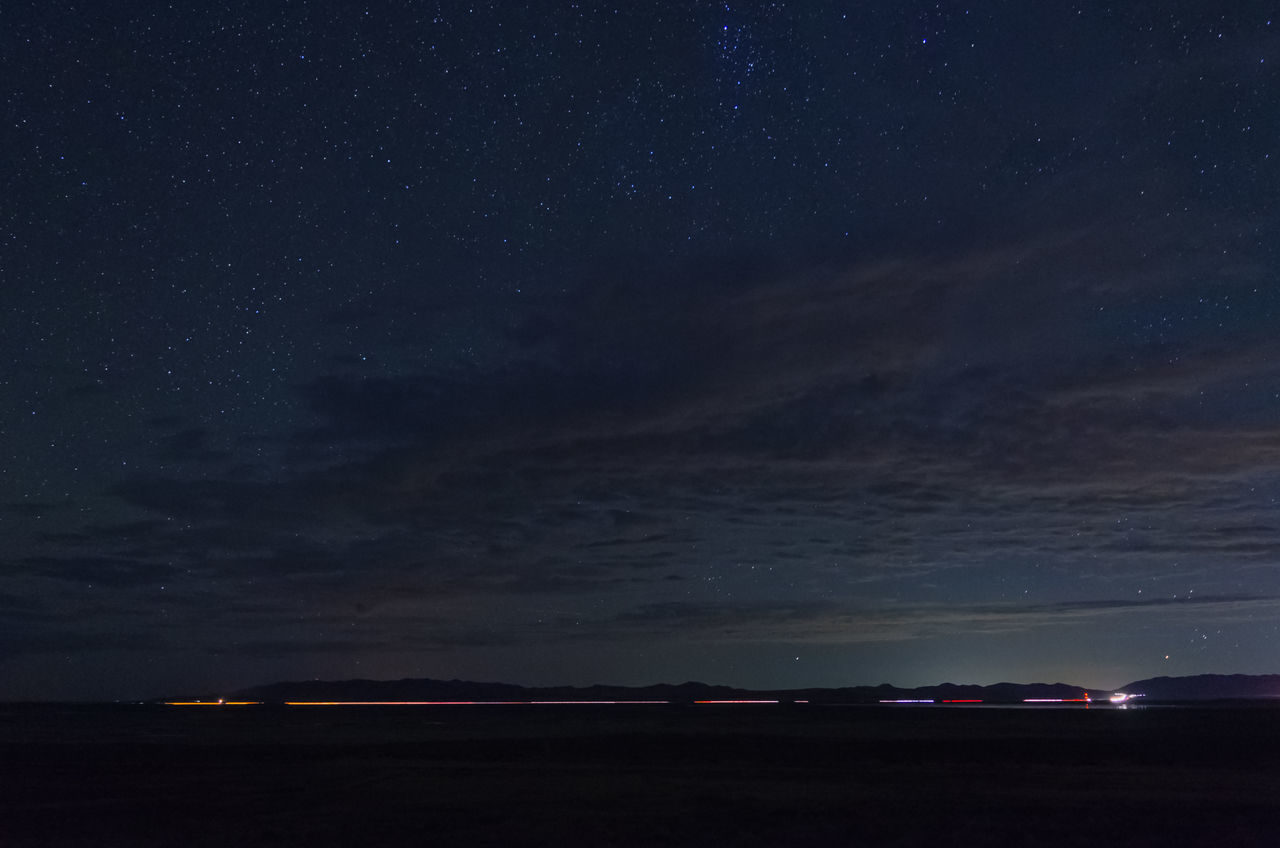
3, 2, 1279, 701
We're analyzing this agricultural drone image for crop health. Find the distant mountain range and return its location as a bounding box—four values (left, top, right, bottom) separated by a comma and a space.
231, 677, 1102, 704
215, 673, 1279, 705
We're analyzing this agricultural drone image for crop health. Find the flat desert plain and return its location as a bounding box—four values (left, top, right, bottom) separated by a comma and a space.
3, 702, 1280, 846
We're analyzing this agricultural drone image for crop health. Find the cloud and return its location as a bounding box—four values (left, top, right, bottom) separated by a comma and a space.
1, 502, 65, 517
11, 221, 1277, 672
568, 593, 1280, 646
14, 555, 177, 589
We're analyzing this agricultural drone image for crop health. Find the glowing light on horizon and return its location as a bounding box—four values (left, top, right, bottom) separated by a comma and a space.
165, 701, 260, 706
693, 699, 780, 704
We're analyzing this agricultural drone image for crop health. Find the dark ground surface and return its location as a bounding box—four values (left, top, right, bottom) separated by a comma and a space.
3, 703, 1280, 846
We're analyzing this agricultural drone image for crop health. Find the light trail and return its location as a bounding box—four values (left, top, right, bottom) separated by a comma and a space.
879, 699, 934, 704
164, 701, 260, 706
693, 699, 780, 704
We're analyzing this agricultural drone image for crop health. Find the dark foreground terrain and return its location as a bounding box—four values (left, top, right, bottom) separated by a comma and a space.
4, 703, 1280, 846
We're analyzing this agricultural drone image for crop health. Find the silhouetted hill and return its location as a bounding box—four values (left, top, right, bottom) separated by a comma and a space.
226, 677, 1106, 704
211, 673, 1280, 705
1119, 674, 1280, 701
232, 677, 746, 703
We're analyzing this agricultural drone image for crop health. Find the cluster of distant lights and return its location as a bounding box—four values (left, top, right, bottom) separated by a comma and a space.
166, 695, 1140, 707
879, 693, 1141, 705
